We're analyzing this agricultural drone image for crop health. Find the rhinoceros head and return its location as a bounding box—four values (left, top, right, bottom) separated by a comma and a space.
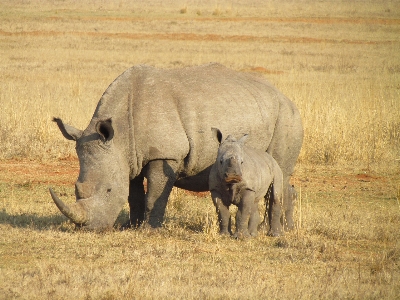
212, 128, 248, 184
50, 117, 129, 230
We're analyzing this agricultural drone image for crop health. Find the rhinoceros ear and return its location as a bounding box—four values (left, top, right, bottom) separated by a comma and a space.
96, 118, 114, 142
238, 134, 249, 145
211, 127, 223, 144
53, 118, 83, 141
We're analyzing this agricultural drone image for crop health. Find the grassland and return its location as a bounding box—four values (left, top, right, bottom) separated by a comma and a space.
0, 0, 399, 299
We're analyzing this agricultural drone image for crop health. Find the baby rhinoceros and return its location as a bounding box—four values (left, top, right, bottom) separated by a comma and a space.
209, 128, 284, 238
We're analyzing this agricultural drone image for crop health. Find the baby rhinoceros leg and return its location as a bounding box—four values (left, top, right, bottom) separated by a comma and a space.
234, 189, 256, 239
248, 198, 261, 237
211, 190, 232, 235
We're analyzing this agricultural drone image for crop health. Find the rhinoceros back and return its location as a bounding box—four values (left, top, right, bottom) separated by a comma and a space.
93, 63, 299, 192
155, 64, 280, 172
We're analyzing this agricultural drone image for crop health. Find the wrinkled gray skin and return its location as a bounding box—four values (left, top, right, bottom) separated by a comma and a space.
209, 129, 283, 238
50, 63, 303, 231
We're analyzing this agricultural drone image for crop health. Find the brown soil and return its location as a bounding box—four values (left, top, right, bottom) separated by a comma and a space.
46, 16, 400, 26
0, 159, 392, 199
0, 159, 209, 197
0, 158, 79, 186
0, 29, 395, 45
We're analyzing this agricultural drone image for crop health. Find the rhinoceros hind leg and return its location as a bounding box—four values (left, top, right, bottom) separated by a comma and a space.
282, 184, 297, 231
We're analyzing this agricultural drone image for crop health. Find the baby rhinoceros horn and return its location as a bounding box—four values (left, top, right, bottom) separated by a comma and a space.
49, 188, 88, 225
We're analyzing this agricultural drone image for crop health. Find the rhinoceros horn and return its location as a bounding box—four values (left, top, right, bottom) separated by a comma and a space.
49, 188, 88, 225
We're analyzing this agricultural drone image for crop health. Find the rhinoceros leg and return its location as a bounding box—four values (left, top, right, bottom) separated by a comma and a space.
248, 198, 260, 237
266, 101, 303, 231
144, 159, 178, 228
259, 185, 272, 234
124, 175, 146, 228
235, 189, 256, 238
211, 190, 232, 235
269, 176, 283, 237
282, 184, 297, 231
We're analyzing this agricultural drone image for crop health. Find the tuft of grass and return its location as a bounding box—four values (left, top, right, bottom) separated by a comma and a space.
180, 6, 187, 14
212, 7, 221, 16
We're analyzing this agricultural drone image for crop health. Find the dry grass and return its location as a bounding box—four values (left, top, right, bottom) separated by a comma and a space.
0, 162, 399, 299
0, 0, 400, 299
0, 0, 399, 169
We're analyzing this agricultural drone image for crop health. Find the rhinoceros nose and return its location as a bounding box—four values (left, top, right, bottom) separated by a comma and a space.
227, 157, 237, 166
75, 182, 94, 200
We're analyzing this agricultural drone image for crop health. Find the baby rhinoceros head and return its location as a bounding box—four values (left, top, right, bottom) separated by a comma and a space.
212, 128, 249, 184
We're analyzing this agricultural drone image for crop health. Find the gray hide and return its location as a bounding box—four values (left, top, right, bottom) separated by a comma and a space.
209, 129, 283, 237
50, 63, 303, 230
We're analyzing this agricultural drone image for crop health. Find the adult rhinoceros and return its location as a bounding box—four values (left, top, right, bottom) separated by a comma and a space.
50, 63, 303, 231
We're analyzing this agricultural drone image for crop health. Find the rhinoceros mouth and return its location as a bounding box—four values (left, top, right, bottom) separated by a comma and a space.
49, 188, 88, 225
224, 175, 242, 184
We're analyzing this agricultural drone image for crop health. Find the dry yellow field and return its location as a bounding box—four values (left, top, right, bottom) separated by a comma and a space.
0, 0, 399, 299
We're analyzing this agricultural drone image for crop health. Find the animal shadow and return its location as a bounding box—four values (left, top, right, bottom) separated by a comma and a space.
0, 208, 67, 230
0, 208, 131, 232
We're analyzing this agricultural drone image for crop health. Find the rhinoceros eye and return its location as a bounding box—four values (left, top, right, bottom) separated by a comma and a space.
219, 158, 223, 164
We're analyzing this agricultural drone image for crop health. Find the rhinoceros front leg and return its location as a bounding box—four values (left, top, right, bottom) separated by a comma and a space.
235, 189, 255, 239
144, 159, 178, 228
211, 190, 232, 235
125, 175, 146, 228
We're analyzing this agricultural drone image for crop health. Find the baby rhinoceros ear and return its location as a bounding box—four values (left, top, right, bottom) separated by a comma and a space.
238, 134, 249, 145
211, 127, 224, 144
53, 117, 83, 141
96, 118, 114, 142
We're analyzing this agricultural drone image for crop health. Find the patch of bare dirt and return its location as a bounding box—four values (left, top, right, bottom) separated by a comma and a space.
242, 67, 284, 75
0, 160, 395, 200
0, 159, 79, 186
0, 159, 211, 197
291, 167, 394, 198
0, 30, 396, 45
46, 15, 400, 26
